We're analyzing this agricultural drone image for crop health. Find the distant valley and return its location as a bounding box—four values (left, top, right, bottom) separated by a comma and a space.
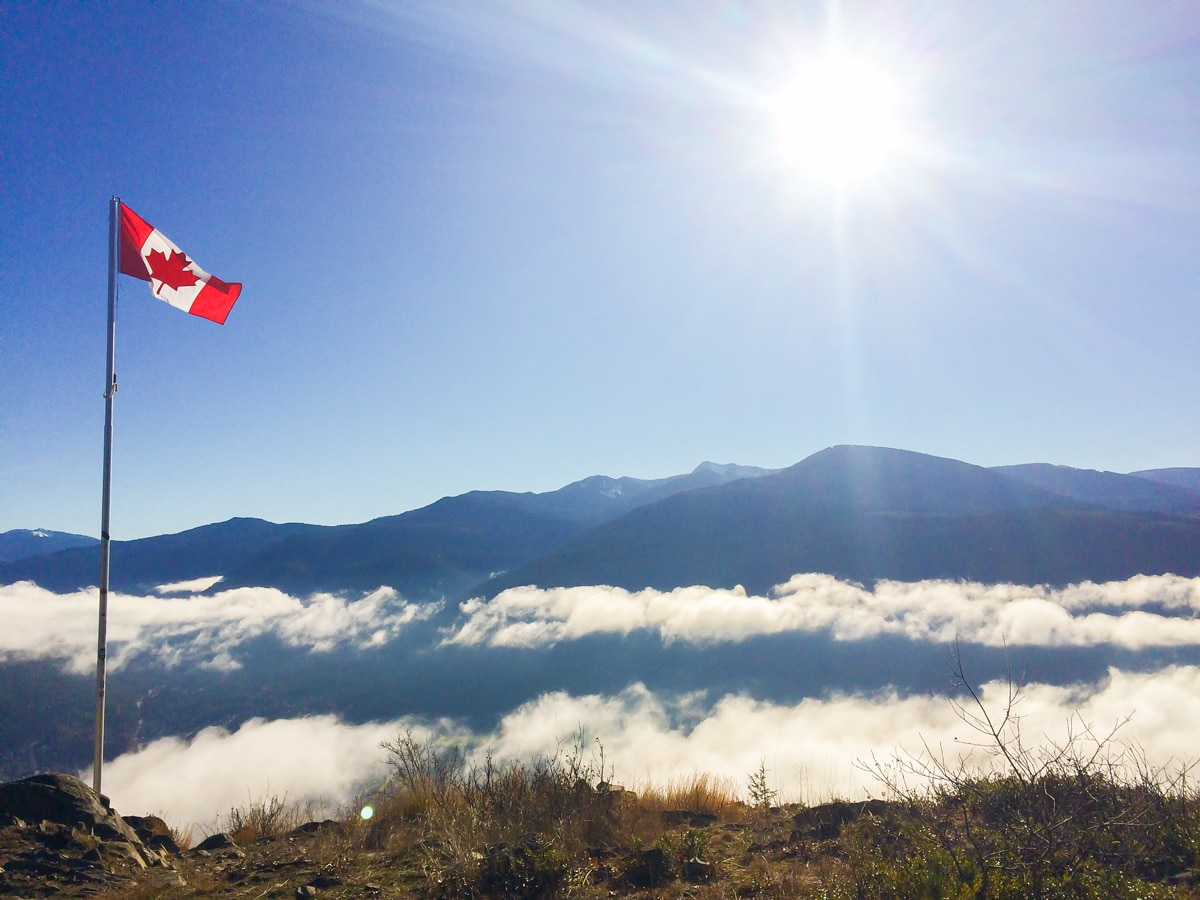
3, 445, 1200, 800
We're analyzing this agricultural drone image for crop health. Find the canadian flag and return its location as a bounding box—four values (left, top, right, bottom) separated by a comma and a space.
118, 203, 242, 325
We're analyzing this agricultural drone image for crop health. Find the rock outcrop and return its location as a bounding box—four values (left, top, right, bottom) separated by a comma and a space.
0, 772, 173, 896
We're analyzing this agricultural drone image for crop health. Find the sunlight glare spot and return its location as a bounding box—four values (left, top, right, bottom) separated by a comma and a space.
765, 52, 909, 189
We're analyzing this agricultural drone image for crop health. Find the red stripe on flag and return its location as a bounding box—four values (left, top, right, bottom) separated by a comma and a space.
189, 277, 242, 325
118, 204, 155, 281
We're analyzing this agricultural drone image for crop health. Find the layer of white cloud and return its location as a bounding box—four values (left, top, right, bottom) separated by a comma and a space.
98, 716, 410, 829
7, 574, 1198, 675
0, 581, 440, 673
447, 573, 1200, 649
100, 665, 1200, 831
479, 667, 1200, 802
156, 576, 225, 595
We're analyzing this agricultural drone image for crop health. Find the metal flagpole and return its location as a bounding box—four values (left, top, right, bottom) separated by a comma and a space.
94, 196, 119, 794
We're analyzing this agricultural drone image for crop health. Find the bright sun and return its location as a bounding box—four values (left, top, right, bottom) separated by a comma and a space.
763, 50, 910, 189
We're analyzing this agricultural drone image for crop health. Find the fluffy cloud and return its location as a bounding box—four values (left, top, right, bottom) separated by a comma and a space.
0, 581, 440, 673
100, 666, 1200, 830
156, 576, 225, 595
447, 573, 1200, 649
7, 573, 1199, 677
479, 667, 1200, 802
99, 716, 412, 828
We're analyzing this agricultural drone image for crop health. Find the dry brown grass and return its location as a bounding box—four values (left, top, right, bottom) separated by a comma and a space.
168, 821, 194, 851
76, 773, 1200, 900
661, 771, 740, 817
215, 792, 321, 845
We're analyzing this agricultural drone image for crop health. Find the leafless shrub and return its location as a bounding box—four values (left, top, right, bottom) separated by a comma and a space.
858, 641, 1200, 900
373, 729, 626, 897
218, 792, 316, 845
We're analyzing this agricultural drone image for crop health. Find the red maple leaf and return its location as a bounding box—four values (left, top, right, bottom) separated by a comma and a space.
146, 247, 200, 295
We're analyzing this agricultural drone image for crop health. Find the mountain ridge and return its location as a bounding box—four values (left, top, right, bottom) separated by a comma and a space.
992, 463, 1200, 517
0, 529, 98, 564
471, 446, 1200, 597
0, 462, 772, 596
3, 447, 1199, 598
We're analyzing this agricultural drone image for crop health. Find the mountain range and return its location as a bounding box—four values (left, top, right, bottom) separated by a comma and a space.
5, 445, 1200, 783
4, 446, 1200, 599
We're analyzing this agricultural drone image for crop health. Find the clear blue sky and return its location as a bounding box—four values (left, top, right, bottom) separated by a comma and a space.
2, 1, 1199, 540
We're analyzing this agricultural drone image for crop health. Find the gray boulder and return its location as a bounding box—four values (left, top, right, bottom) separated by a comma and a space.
0, 773, 151, 860
0, 772, 172, 894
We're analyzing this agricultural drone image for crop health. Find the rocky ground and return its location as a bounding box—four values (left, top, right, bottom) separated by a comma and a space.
3, 772, 1199, 899
0, 773, 855, 899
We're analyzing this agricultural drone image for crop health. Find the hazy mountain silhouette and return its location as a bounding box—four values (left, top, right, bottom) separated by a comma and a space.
0, 463, 770, 595
474, 446, 1200, 598
0, 529, 97, 563
530, 462, 777, 525
992, 463, 1200, 516
0, 519, 321, 593
215, 463, 775, 596
4, 449, 1200, 598
1132, 467, 1200, 494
